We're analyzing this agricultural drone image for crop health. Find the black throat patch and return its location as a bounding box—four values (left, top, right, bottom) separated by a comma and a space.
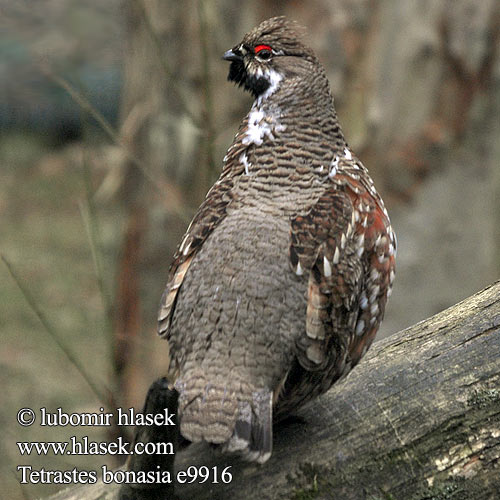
228, 60, 271, 98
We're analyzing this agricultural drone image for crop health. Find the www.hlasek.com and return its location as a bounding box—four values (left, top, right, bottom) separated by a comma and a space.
16, 407, 232, 486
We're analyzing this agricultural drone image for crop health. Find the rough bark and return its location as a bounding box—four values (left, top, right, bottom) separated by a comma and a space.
48, 281, 500, 500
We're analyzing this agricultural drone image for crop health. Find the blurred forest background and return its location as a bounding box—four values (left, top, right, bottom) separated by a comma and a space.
1, 0, 498, 498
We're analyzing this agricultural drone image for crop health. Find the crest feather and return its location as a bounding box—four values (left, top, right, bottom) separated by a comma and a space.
243, 17, 312, 59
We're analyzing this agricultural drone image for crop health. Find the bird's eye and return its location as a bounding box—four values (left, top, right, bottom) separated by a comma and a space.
254, 44, 273, 60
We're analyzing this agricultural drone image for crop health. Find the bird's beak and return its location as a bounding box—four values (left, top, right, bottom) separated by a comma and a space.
223, 49, 242, 62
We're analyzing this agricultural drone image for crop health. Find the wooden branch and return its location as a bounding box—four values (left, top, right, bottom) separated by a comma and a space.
48, 281, 500, 500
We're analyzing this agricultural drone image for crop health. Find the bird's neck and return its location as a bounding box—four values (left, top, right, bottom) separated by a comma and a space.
247, 81, 347, 153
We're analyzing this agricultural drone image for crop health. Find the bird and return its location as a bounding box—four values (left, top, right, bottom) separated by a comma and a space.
158, 16, 396, 464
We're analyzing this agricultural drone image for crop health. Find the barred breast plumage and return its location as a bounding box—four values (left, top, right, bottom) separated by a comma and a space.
158, 16, 396, 463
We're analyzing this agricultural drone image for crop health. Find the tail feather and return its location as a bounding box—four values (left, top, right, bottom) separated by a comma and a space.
176, 371, 273, 462
224, 389, 273, 463
249, 389, 273, 463
225, 400, 252, 452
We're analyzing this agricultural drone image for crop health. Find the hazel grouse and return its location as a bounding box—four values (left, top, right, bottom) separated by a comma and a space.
158, 16, 396, 463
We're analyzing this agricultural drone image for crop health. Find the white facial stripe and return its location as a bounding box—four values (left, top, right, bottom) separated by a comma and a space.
256, 69, 283, 106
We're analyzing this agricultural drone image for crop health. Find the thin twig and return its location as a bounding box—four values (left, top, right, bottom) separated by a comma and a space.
132, 0, 200, 128
78, 142, 128, 442
1, 254, 110, 405
44, 67, 193, 223
41, 66, 163, 195
79, 151, 114, 337
197, 0, 218, 182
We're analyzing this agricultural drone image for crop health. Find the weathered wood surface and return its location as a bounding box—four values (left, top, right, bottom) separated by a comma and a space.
48, 281, 500, 499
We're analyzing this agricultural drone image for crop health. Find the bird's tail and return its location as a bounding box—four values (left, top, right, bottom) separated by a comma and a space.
175, 369, 273, 463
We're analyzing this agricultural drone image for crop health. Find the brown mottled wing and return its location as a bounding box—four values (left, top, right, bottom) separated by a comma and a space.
158, 106, 267, 340
158, 173, 236, 339
157, 114, 254, 339
289, 156, 396, 379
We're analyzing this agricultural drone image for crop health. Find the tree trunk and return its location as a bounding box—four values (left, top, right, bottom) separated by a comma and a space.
48, 281, 500, 500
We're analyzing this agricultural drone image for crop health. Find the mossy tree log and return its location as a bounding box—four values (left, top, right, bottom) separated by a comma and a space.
49, 281, 500, 500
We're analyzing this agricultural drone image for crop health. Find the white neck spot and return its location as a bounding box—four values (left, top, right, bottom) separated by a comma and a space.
242, 107, 285, 146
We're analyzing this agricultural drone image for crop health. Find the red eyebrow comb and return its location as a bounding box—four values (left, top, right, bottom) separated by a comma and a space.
254, 44, 272, 53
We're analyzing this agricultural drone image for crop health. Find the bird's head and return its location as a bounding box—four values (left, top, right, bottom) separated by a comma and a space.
223, 17, 317, 100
